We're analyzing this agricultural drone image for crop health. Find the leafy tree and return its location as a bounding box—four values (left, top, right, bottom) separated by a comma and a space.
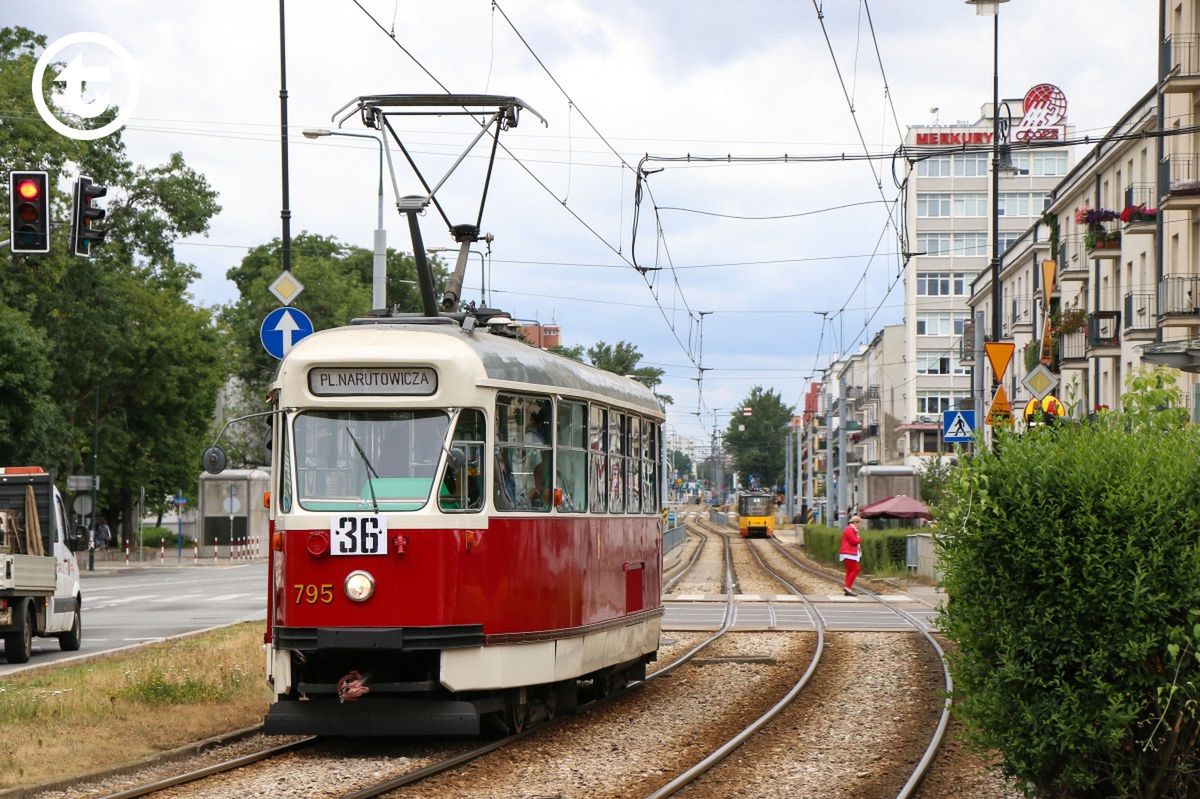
917, 454, 955, 507
669, 449, 692, 476
219, 234, 442, 397
585, 341, 670, 404
0, 27, 224, 540
722, 387, 792, 487
549, 343, 584, 362
936, 375, 1200, 797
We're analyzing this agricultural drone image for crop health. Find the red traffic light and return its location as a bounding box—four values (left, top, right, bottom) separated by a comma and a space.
17, 179, 39, 200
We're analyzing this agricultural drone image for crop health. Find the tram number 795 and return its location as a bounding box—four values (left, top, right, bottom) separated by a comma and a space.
330, 515, 389, 556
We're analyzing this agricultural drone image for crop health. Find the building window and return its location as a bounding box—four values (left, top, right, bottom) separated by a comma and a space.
916, 232, 951, 257
954, 232, 988, 257
1012, 151, 1067, 176
917, 272, 970, 296
998, 192, 1051, 217
916, 156, 952, 177
916, 390, 971, 414
954, 152, 988, 177
952, 193, 988, 217
916, 312, 969, 336
917, 193, 951, 217
916, 353, 952, 375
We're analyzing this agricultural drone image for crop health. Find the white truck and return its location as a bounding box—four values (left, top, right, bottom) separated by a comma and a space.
0, 467, 82, 663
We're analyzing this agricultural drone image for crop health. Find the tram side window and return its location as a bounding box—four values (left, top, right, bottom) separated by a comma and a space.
626, 416, 642, 513
439, 409, 485, 513
642, 420, 658, 513
494, 394, 552, 512
588, 405, 607, 513
556, 400, 587, 512
609, 411, 625, 513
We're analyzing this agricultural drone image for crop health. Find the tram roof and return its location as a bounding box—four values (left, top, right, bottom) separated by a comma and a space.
276, 319, 664, 416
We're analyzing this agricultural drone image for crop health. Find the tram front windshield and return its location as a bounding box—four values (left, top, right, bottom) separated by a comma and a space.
740, 494, 773, 516
293, 410, 450, 511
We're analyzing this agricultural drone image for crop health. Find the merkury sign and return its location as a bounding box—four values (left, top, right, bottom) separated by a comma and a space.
915, 84, 1067, 146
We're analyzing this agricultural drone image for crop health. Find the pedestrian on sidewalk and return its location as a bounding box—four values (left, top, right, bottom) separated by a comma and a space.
95, 518, 112, 553
839, 514, 863, 596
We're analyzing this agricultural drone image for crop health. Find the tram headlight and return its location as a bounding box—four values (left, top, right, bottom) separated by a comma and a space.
344, 570, 375, 602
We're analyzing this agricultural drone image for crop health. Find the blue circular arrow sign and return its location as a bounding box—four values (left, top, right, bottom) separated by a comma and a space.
260, 306, 314, 360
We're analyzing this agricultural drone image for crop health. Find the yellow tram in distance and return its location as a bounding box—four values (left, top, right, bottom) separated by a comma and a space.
735, 489, 775, 538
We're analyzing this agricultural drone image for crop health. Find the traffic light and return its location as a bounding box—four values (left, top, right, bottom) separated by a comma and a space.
9, 171, 50, 254
71, 175, 107, 257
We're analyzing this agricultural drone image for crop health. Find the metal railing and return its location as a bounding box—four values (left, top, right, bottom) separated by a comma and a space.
1159, 275, 1200, 315
1059, 329, 1087, 361
1124, 292, 1156, 331
1163, 32, 1200, 79
1087, 311, 1120, 348
664, 524, 686, 553
1010, 295, 1037, 329
1160, 154, 1200, 197
1124, 182, 1157, 211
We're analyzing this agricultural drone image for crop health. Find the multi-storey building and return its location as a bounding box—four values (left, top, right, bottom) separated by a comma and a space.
902, 101, 1074, 463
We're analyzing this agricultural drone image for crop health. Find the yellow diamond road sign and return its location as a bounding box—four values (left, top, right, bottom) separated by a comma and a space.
1022, 363, 1059, 401
269, 271, 305, 306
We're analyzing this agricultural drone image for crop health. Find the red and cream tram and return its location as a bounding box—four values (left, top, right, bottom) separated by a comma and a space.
258, 315, 665, 735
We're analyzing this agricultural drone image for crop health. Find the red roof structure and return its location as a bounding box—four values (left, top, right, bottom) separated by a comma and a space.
859, 494, 932, 520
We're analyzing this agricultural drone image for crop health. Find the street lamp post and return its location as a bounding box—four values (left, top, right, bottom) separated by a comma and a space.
966, 0, 1010, 344
302, 128, 387, 310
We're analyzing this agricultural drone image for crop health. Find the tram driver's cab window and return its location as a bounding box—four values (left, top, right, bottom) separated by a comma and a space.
293, 410, 450, 511
439, 409, 485, 513
494, 394, 552, 512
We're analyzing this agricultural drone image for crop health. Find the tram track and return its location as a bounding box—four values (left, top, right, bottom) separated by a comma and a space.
67, 519, 747, 799
638, 517, 951, 798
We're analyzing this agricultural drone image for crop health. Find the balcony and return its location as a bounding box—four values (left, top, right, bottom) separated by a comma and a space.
1009, 295, 1037, 333
864, 422, 879, 438
1123, 292, 1157, 340
1086, 310, 1121, 354
1158, 275, 1200, 325
1085, 222, 1121, 260
1122, 183, 1159, 235
1161, 33, 1200, 92
864, 385, 880, 402
1059, 329, 1087, 366
1159, 154, 1200, 209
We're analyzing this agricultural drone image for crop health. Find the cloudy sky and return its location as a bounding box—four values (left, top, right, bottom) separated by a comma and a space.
15, 1, 1158, 448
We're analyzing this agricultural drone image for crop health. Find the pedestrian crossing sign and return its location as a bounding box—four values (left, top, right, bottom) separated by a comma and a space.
942, 409, 976, 443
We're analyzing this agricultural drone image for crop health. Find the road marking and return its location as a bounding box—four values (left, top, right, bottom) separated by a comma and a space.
90, 594, 155, 609
205, 593, 251, 602
149, 593, 204, 603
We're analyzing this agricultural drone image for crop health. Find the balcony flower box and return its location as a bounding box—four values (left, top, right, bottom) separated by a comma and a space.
1120, 204, 1158, 224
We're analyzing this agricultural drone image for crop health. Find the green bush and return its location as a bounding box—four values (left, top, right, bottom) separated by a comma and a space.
802, 523, 909, 573
135, 526, 192, 549
936, 414, 1200, 797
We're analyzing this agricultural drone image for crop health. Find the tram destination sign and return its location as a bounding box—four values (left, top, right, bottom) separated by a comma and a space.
308, 367, 438, 396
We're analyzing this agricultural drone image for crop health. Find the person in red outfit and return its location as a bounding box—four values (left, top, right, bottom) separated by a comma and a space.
839, 514, 863, 596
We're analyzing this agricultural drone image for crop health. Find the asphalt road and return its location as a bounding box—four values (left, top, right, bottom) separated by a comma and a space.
0, 561, 267, 676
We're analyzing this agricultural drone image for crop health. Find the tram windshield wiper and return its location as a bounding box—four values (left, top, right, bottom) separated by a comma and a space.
345, 427, 381, 514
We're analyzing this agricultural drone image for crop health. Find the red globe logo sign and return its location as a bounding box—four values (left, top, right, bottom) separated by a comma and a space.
1012, 83, 1067, 141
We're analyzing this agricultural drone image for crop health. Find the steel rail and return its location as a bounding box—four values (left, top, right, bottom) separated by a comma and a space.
642, 522, 828, 799
767, 536, 953, 799
92, 737, 318, 799
662, 521, 708, 593
93, 517, 739, 799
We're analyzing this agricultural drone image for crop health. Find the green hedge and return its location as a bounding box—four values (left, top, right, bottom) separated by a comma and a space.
135, 526, 192, 549
937, 416, 1200, 797
802, 523, 909, 572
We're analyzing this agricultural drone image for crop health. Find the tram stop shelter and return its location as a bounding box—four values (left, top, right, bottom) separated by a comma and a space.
198, 468, 270, 557
859, 494, 932, 526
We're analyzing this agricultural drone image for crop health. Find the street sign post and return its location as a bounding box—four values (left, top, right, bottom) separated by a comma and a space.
1022, 363, 1059, 400
260, 307, 314, 360
943, 409, 976, 443
984, 341, 1016, 427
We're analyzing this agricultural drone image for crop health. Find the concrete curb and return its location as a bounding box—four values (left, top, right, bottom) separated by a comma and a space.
0, 723, 266, 799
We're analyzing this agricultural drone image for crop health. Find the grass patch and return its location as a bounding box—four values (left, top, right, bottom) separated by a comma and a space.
0, 622, 265, 789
